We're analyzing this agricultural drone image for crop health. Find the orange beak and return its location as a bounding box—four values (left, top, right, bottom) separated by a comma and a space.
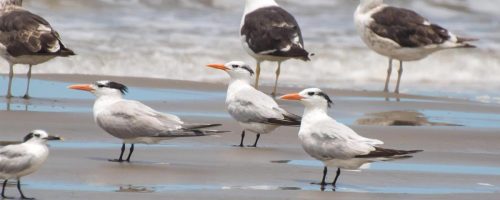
280, 93, 303, 101
68, 84, 93, 92
206, 63, 229, 71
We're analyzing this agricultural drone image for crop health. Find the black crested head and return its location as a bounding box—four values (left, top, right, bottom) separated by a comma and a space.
317, 92, 333, 108
107, 81, 128, 94
96, 81, 129, 95
23, 133, 34, 142
240, 64, 254, 76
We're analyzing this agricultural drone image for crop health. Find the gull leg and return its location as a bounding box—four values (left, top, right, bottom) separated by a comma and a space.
2, 179, 13, 199
17, 179, 33, 200
126, 144, 135, 162
395, 60, 403, 101
254, 61, 261, 89
109, 143, 126, 162
384, 58, 393, 92
6, 64, 14, 98
23, 65, 32, 99
233, 130, 245, 147
271, 61, 282, 97
247, 133, 260, 147
332, 168, 341, 190
384, 59, 393, 101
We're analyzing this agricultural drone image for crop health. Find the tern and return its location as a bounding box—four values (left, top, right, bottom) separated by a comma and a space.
69, 80, 227, 162
281, 88, 422, 189
207, 61, 301, 147
241, 0, 311, 95
0, 130, 62, 199
354, 0, 476, 95
0, 0, 75, 99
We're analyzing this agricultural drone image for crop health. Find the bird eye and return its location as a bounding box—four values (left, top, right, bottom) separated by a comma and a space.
308, 92, 315, 96
34, 134, 40, 137
232, 65, 239, 68
97, 84, 104, 88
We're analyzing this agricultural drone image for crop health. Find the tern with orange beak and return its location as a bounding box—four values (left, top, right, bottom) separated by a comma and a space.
207, 61, 300, 147
281, 88, 422, 190
68, 80, 227, 162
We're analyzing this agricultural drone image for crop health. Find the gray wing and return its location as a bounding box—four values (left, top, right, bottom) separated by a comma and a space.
0, 8, 74, 57
96, 100, 187, 139
369, 6, 451, 48
0, 145, 33, 175
303, 118, 382, 160
227, 88, 300, 126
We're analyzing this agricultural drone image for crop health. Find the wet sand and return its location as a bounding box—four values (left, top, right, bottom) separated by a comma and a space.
0, 74, 500, 199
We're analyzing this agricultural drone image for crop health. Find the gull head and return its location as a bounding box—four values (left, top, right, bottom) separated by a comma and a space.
207, 61, 254, 82
280, 88, 333, 109
68, 80, 128, 98
24, 130, 63, 143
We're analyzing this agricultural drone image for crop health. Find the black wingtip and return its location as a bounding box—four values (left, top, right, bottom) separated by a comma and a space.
60, 48, 76, 56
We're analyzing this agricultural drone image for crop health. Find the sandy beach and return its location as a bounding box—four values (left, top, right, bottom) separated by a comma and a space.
0, 74, 498, 199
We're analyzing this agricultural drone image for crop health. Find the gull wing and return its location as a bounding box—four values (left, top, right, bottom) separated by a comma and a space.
0, 8, 74, 57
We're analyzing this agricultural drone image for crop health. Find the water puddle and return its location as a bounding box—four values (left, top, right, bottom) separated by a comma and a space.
0, 78, 225, 112
272, 160, 500, 176
422, 110, 500, 128
1, 78, 225, 101
17, 181, 499, 195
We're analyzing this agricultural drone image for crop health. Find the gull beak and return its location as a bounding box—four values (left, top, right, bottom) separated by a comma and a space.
206, 63, 229, 71
46, 135, 63, 141
280, 93, 303, 101
68, 84, 93, 92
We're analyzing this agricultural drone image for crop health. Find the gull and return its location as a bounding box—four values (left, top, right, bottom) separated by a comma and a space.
68, 80, 227, 162
0, 0, 75, 99
241, 0, 311, 95
354, 0, 476, 95
207, 61, 300, 147
0, 130, 62, 199
281, 88, 422, 189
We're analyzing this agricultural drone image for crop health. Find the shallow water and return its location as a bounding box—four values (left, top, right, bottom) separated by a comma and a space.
17, 180, 499, 195
272, 160, 500, 176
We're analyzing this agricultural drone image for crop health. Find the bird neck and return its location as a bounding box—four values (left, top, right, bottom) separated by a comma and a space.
302, 104, 329, 119
358, 0, 383, 13
244, 0, 278, 14
228, 78, 252, 94
93, 94, 123, 116
0, 0, 22, 8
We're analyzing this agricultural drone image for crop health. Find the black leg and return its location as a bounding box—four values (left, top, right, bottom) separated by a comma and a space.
233, 130, 245, 147
17, 179, 33, 199
332, 168, 341, 189
109, 143, 126, 162
2, 179, 12, 199
321, 166, 328, 186
126, 144, 134, 162
247, 133, 260, 147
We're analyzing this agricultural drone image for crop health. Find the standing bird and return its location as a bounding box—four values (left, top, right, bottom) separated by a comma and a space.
281, 88, 422, 189
354, 0, 476, 95
0, 0, 75, 99
0, 130, 62, 199
207, 61, 301, 147
241, 0, 311, 96
68, 80, 227, 162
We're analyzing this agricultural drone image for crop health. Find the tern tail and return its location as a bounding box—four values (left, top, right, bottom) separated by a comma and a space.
355, 147, 423, 159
